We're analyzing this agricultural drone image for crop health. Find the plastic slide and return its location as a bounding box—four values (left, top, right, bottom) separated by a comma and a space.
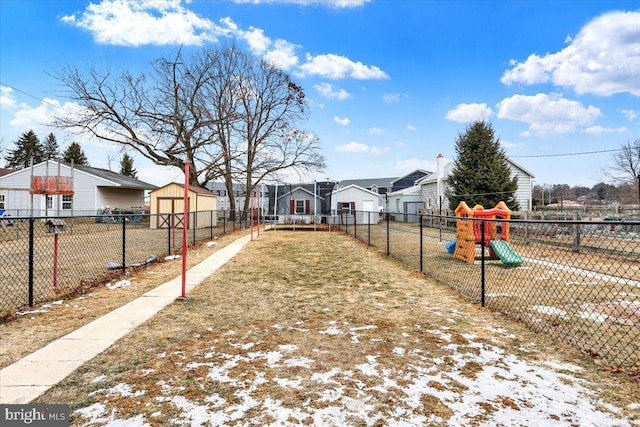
445, 238, 457, 254
488, 240, 523, 267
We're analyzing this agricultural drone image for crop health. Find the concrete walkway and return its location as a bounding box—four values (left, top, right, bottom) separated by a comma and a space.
0, 233, 253, 404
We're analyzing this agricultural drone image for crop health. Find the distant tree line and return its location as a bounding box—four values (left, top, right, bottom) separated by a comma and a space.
3, 129, 138, 178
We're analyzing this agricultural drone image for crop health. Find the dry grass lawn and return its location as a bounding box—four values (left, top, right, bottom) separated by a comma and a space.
2, 229, 639, 425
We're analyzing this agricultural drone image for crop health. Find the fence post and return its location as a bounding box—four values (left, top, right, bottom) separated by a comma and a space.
481, 219, 486, 307
28, 217, 34, 307
367, 212, 371, 246
121, 214, 126, 274
353, 210, 357, 239
210, 210, 213, 240
192, 211, 196, 245
573, 213, 580, 251
419, 214, 423, 272
386, 212, 390, 256
167, 215, 172, 256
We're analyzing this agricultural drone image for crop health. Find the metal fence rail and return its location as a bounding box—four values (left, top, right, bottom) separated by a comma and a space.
335, 211, 640, 369
0, 210, 253, 320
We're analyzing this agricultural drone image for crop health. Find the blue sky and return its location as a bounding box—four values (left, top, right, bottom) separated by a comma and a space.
1, 0, 638, 188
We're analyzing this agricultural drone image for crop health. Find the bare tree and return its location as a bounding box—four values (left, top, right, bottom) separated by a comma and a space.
604, 139, 640, 182
603, 138, 640, 204
52, 49, 227, 186
51, 45, 325, 201
199, 46, 325, 211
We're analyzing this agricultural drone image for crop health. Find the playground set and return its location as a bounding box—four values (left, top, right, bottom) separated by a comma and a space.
446, 201, 523, 267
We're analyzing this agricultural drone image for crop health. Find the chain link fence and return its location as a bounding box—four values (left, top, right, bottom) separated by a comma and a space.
335, 211, 640, 370
0, 210, 253, 320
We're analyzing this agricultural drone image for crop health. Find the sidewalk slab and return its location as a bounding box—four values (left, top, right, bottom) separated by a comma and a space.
0, 233, 253, 404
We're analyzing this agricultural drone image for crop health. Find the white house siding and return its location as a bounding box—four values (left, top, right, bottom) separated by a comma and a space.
416, 157, 534, 214
0, 161, 151, 217
332, 185, 381, 224
510, 166, 532, 212
97, 187, 147, 212
387, 186, 425, 222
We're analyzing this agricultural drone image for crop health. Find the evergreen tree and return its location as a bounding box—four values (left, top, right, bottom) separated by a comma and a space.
62, 142, 89, 166
119, 152, 138, 178
43, 133, 60, 160
5, 130, 46, 169
446, 121, 520, 211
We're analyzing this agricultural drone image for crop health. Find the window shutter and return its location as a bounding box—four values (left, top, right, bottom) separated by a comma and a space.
350, 202, 355, 212
305, 200, 310, 214
290, 200, 295, 214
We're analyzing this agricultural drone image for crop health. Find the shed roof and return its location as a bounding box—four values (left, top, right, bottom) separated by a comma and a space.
150, 182, 217, 196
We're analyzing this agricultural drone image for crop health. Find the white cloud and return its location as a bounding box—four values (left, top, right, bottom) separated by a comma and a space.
406, 125, 416, 131
336, 141, 369, 153
314, 83, 352, 100
232, 0, 371, 8
382, 93, 407, 103
300, 53, 389, 80
501, 11, 640, 96
620, 109, 638, 121
368, 127, 383, 135
500, 140, 524, 148
9, 98, 75, 135
61, 0, 221, 47
263, 39, 300, 70
370, 146, 390, 155
496, 93, 602, 136
333, 116, 351, 126
240, 26, 271, 54
335, 141, 389, 155
445, 103, 493, 123
583, 125, 627, 135
0, 86, 22, 110
395, 158, 436, 172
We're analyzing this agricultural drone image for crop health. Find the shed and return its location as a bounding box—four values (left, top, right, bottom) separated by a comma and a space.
331, 184, 381, 224
149, 183, 217, 229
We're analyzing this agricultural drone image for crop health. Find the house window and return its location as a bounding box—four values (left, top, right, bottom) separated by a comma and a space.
340, 202, 355, 214
295, 200, 305, 214
0, 194, 4, 210
46, 195, 53, 209
62, 195, 73, 210
217, 190, 227, 197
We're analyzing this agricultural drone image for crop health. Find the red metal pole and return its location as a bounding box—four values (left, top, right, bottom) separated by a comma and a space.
250, 189, 254, 241
53, 233, 58, 291
257, 184, 261, 236
181, 160, 190, 298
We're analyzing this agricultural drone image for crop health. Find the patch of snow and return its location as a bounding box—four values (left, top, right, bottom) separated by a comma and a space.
580, 311, 608, 323
530, 305, 568, 317
205, 241, 218, 247
164, 255, 180, 261
92, 374, 107, 383
107, 280, 132, 290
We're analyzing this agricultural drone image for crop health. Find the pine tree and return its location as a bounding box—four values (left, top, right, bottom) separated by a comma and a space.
5, 130, 46, 169
43, 133, 60, 160
119, 153, 138, 178
446, 121, 520, 211
62, 142, 89, 166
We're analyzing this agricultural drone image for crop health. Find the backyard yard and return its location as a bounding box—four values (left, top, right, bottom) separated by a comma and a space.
3, 230, 638, 426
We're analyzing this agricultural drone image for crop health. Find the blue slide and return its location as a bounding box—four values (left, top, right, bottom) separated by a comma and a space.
445, 238, 457, 254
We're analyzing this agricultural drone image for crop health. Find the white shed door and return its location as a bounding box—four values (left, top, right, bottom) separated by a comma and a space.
362, 200, 374, 212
